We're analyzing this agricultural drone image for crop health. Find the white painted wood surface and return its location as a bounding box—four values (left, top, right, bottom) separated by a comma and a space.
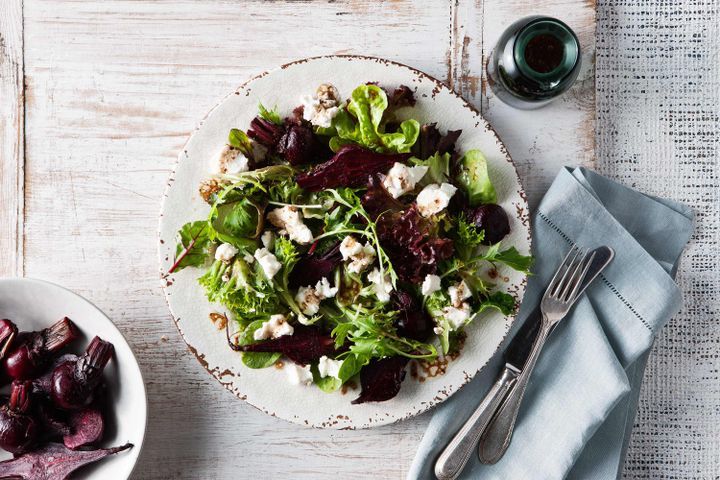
2, 1, 595, 478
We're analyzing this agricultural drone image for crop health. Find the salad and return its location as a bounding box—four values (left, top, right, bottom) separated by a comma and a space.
170, 83, 532, 404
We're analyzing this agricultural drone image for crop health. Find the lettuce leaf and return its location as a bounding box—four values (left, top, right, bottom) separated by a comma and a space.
331, 84, 420, 154
456, 149, 497, 206
410, 151, 450, 186
236, 319, 282, 369
171, 221, 212, 272
257, 103, 283, 126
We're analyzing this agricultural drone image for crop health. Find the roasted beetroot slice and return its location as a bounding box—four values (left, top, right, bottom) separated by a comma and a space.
352, 356, 409, 404
63, 408, 104, 450
232, 326, 335, 366
296, 145, 410, 191
288, 242, 342, 289
0, 442, 133, 480
36, 402, 72, 440
392, 290, 433, 342
0, 319, 18, 360
247, 117, 285, 149
276, 122, 328, 166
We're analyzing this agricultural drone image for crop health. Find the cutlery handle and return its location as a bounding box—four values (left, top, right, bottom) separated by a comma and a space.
478, 320, 553, 464
434, 365, 520, 480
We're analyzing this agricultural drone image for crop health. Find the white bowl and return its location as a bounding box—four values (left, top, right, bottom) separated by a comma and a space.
0, 278, 146, 479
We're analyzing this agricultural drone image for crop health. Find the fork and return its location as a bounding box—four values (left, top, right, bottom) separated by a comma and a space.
477, 246, 597, 464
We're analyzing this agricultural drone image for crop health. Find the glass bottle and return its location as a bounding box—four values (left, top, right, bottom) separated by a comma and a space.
487, 16, 581, 109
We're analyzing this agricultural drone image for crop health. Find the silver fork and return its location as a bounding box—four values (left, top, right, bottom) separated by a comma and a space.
477, 246, 597, 464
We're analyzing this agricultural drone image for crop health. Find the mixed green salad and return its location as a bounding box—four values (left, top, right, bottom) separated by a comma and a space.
170, 83, 532, 403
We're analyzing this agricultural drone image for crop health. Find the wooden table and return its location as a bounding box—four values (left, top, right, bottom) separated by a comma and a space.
0, 1, 596, 478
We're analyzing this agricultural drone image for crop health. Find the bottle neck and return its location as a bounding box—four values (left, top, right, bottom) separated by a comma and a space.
513, 18, 580, 87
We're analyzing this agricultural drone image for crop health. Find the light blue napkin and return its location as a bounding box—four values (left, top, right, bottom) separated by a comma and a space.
408, 167, 693, 480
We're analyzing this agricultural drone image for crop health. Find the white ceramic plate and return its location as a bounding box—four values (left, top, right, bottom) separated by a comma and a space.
0, 278, 146, 478
159, 56, 530, 429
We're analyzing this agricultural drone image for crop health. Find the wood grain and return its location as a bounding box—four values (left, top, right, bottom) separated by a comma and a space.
0, 0, 24, 277
12, 1, 596, 478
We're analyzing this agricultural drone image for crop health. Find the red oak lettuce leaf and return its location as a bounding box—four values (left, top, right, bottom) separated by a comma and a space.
378, 207, 454, 283
361, 174, 407, 219
411, 123, 462, 160
388, 85, 416, 109
296, 144, 411, 191
351, 356, 409, 404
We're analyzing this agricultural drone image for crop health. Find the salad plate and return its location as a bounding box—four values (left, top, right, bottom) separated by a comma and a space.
159, 56, 531, 429
0, 278, 147, 479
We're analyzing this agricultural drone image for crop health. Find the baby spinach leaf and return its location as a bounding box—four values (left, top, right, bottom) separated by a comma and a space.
228, 128, 253, 157
243, 352, 281, 369
311, 364, 343, 392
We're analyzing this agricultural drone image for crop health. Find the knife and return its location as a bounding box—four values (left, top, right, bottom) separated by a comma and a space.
434, 246, 614, 480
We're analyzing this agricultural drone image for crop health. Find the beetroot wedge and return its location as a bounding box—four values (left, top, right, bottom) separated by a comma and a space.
0, 442, 132, 480
63, 408, 104, 450
288, 242, 342, 290
230, 325, 335, 366
352, 356, 409, 404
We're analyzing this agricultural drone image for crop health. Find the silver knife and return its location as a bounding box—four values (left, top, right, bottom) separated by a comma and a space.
434, 246, 614, 480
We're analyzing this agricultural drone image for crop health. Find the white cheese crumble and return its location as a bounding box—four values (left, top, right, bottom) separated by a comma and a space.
286, 363, 313, 386
267, 206, 314, 245
315, 277, 338, 299
300, 83, 341, 128
433, 326, 444, 335
448, 280, 472, 307
382, 162, 429, 198
340, 235, 376, 274
253, 247, 282, 280
253, 314, 294, 341
211, 145, 250, 175
295, 278, 339, 315
317, 355, 343, 379
416, 183, 458, 217
243, 253, 255, 264
214, 243, 239, 263
367, 268, 393, 302
443, 303, 472, 330
260, 230, 275, 249
421, 274, 442, 296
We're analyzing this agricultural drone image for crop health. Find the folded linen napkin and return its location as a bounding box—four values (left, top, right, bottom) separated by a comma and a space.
408, 167, 693, 480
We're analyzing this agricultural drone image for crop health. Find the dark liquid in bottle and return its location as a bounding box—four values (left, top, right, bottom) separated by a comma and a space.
523, 34, 564, 74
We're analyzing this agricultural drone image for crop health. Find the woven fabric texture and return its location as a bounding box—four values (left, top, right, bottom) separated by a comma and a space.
596, 1, 719, 478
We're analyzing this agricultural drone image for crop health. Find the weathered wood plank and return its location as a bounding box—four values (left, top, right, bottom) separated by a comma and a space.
0, 0, 24, 277
21, 1, 448, 478
20, 0, 596, 478
481, 0, 597, 207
